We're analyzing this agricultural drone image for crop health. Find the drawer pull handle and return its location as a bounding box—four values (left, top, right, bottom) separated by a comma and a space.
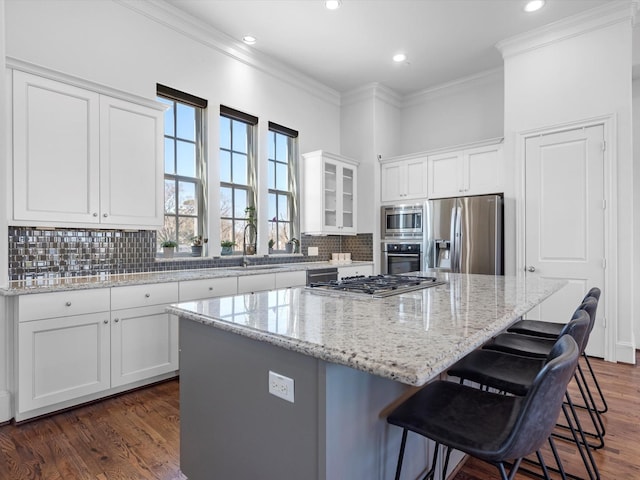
65, 301, 72, 307
208, 287, 213, 291
103, 320, 108, 324
145, 293, 151, 298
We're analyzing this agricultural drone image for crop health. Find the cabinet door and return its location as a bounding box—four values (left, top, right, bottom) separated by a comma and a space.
111, 305, 178, 387
99, 96, 164, 227
338, 264, 373, 279
464, 144, 503, 196
179, 277, 238, 301
13, 71, 101, 223
428, 151, 462, 199
237, 273, 276, 294
322, 160, 341, 233
340, 164, 357, 233
18, 312, 110, 413
403, 158, 428, 200
381, 162, 403, 203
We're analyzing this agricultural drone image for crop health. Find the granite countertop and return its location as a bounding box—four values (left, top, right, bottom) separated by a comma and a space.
168, 273, 566, 386
0, 261, 373, 296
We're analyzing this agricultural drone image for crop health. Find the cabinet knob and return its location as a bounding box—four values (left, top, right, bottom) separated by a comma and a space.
208, 287, 213, 291
114, 318, 120, 323
527, 266, 536, 272
103, 213, 109, 218
145, 293, 151, 298
103, 320, 108, 324
93, 213, 98, 217
65, 301, 72, 307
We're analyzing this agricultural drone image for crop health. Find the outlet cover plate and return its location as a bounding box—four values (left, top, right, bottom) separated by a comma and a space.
268, 370, 295, 403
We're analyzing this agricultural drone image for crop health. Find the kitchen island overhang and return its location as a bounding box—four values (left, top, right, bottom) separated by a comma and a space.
169, 273, 566, 480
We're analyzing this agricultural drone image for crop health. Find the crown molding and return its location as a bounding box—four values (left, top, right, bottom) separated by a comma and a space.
341, 83, 403, 109
496, 1, 638, 59
114, 0, 341, 107
402, 67, 503, 108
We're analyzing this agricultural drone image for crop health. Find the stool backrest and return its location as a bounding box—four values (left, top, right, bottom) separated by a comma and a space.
557, 299, 595, 353
498, 333, 580, 461
582, 288, 601, 335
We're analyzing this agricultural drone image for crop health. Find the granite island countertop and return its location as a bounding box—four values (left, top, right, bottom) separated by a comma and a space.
0, 261, 372, 295
168, 272, 566, 386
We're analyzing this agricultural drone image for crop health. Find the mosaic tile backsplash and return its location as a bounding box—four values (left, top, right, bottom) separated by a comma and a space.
8, 227, 373, 281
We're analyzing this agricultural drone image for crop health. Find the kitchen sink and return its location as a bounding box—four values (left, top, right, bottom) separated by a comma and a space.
228, 265, 289, 271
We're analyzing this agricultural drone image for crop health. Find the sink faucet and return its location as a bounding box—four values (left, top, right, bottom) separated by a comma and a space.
242, 256, 250, 267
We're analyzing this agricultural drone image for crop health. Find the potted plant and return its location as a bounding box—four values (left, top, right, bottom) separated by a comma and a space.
268, 238, 275, 254
191, 235, 208, 257
244, 206, 257, 255
161, 240, 178, 258
220, 240, 235, 256
286, 237, 299, 254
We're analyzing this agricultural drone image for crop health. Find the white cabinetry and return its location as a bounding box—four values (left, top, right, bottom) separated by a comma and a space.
275, 270, 307, 289
428, 142, 503, 199
16, 289, 111, 415
380, 156, 428, 203
179, 277, 238, 302
237, 273, 276, 294
12, 69, 164, 228
302, 151, 359, 235
110, 283, 179, 388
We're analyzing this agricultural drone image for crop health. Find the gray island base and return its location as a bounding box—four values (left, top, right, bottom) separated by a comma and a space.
170, 273, 565, 480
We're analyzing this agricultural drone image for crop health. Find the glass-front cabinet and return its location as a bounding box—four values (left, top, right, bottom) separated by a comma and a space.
302, 150, 359, 235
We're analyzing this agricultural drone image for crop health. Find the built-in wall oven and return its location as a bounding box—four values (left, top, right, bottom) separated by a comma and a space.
382, 242, 422, 275
381, 205, 423, 239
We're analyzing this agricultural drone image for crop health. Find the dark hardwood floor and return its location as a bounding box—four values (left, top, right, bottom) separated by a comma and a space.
0, 353, 637, 480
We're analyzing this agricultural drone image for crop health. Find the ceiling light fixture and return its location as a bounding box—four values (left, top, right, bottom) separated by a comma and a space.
242, 35, 257, 45
524, 0, 545, 13
325, 0, 342, 10
393, 53, 407, 63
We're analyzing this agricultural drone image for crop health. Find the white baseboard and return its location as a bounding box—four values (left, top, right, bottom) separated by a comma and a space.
615, 341, 636, 364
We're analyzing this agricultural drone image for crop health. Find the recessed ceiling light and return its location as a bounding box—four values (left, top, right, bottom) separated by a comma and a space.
242, 35, 256, 45
393, 53, 407, 63
325, 0, 342, 10
524, 0, 545, 13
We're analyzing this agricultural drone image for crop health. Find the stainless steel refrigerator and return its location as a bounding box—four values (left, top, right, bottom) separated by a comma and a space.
424, 194, 503, 275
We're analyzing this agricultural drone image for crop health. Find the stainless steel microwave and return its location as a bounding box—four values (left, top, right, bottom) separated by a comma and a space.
381, 205, 423, 239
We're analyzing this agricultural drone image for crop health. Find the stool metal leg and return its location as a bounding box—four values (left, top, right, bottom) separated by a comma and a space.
394, 429, 408, 480
582, 353, 608, 414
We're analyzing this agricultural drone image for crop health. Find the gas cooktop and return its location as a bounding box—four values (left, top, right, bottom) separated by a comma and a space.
306, 274, 446, 298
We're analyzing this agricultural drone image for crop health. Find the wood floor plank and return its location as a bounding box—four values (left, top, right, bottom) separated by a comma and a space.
0, 353, 637, 480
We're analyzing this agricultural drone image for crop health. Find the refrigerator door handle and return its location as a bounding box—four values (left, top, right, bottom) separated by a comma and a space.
449, 206, 458, 273
456, 204, 463, 272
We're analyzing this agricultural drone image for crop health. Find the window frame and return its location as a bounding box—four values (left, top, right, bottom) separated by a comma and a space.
157, 84, 208, 256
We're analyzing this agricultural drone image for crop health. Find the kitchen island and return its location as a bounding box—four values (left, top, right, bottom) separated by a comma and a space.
169, 273, 565, 480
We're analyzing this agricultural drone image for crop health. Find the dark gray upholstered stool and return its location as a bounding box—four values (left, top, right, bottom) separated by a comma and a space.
484, 296, 605, 451
387, 336, 580, 480
508, 288, 606, 414
448, 310, 599, 480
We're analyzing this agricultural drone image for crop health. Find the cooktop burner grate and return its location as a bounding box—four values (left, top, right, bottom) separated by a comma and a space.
307, 274, 446, 298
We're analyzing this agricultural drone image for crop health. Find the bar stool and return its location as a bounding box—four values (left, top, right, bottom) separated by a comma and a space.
448, 310, 599, 480
484, 296, 605, 450
387, 336, 580, 480
508, 288, 606, 414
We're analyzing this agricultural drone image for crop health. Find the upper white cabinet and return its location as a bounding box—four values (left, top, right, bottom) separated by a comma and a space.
12, 69, 164, 228
428, 141, 504, 199
380, 155, 428, 203
302, 150, 359, 235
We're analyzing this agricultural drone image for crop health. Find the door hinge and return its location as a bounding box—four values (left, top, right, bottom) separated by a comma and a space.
602, 199, 606, 209
601, 140, 606, 152
602, 317, 606, 328
602, 258, 606, 269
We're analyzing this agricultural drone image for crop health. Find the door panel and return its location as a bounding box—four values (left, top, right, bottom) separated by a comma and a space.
525, 125, 605, 357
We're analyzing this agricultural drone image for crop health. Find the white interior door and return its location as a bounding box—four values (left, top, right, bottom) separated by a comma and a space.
524, 125, 605, 357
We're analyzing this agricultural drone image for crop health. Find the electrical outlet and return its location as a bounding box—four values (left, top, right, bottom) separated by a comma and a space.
307, 246, 319, 256
268, 370, 295, 403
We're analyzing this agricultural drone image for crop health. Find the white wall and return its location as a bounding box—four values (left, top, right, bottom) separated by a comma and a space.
399, 69, 504, 154
4, 0, 342, 252
502, 9, 634, 362
633, 76, 640, 351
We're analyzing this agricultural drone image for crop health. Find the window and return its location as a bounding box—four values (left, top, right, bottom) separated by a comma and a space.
267, 122, 299, 251
157, 85, 207, 254
219, 106, 258, 253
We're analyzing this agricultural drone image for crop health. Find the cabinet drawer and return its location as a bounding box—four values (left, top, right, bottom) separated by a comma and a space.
275, 270, 306, 289
111, 283, 179, 310
237, 274, 276, 294
18, 288, 110, 322
179, 277, 238, 302
338, 265, 373, 279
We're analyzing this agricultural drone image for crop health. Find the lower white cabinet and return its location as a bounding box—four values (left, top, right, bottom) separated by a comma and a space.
111, 304, 178, 387
237, 273, 276, 294
17, 312, 111, 414
338, 264, 374, 279
275, 270, 307, 289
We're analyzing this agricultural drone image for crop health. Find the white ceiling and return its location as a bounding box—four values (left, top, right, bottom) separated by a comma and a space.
165, 0, 629, 96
